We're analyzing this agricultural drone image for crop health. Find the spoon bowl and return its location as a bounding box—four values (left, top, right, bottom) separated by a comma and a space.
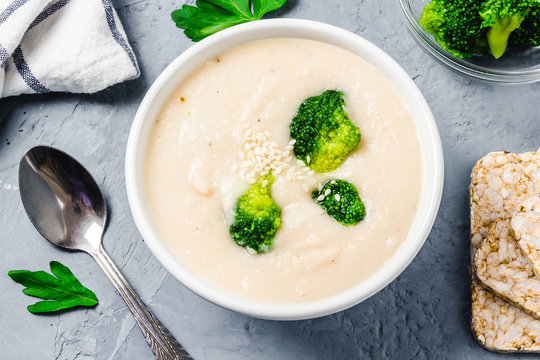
18, 146, 191, 360
19, 146, 105, 252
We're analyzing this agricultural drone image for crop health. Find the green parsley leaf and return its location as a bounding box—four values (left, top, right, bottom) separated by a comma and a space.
8, 261, 98, 313
252, 0, 286, 19
171, 0, 287, 42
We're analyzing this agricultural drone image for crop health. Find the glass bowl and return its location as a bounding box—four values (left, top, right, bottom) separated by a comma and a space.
399, 0, 540, 84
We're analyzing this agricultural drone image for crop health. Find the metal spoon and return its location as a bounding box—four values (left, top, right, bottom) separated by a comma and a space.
18, 145, 192, 360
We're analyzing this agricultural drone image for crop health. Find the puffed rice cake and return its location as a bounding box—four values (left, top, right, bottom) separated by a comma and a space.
470, 150, 540, 352
472, 282, 540, 351
474, 218, 540, 319
512, 195, 540, 278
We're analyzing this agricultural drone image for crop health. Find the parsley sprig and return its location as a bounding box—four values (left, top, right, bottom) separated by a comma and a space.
171, 0, 287, 41
8, 261, 98, 313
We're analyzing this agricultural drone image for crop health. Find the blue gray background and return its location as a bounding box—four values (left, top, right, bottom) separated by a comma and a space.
1, 0, 539, 359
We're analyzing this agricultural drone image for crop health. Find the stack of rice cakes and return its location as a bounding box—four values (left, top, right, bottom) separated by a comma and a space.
471, 149, 540, 351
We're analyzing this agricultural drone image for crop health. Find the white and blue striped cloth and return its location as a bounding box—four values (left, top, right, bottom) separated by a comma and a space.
0, 0, 139, 98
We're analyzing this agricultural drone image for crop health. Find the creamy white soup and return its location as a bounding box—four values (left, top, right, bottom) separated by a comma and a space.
145, 38, 422, 303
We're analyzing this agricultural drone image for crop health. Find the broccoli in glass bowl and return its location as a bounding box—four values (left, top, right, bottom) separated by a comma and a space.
399, 0, 540, 83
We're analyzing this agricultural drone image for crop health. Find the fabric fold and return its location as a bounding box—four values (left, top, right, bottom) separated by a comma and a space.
0, 0, 139, 98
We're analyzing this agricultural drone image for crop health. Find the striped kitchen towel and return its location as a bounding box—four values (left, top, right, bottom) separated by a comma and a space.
0, 0, 139, 98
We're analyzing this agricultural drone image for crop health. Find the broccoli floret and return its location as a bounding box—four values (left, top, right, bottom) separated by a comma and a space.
420, 0, 540, 59
509, 4, 540, 48
312, 179, 366, 226
480, 0, 533, 58
289, 90, 361, 174
419, 0, 487, 58
229, 174, 281, 253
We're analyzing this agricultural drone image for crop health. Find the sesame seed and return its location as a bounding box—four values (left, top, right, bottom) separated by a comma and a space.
262, 180, 268, 187
237, 126, 318, 185
317, 182, 323, 191
324, 189, 331, 196
317, 195, 325, 201
306, 155, 311, 164
335, 194, 341, 201
330, 180, 336, 185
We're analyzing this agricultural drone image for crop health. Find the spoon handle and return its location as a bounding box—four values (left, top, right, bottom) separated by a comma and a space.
91, 246, 192, 360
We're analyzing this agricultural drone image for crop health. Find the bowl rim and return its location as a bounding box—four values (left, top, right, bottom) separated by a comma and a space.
125, 18, 444, 320
398, 0, 540, 84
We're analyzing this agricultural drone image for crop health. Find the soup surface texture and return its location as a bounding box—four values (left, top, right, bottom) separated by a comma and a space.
145, 38, 423, 303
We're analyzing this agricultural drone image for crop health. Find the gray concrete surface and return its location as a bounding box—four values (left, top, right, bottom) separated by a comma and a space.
1, 0, 539, 359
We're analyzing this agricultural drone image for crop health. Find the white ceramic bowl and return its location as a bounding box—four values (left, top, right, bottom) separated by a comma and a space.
126, 19, 444, 320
